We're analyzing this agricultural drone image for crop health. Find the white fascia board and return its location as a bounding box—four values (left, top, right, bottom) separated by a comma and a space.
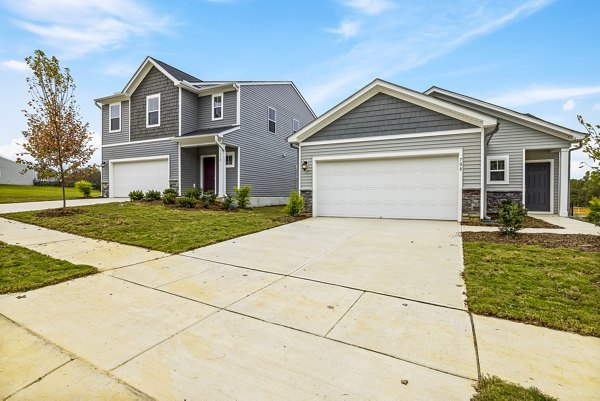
426, 87, 586, 141
122, 57, 180, 95
94, 93, 129, 105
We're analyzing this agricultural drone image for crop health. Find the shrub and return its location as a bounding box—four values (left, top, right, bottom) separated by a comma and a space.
284, 191, 304, 216
74, 180, 93, 197
184, 187, 201, 200
129, 190, 144, 201
202, 190, 217, 208
177, 196, 197, 208
588, 197, 600, 226
221, 195, 237, 210
163, 188, 177, 197
144, 189, 162, 201
497, 199, 528, 235
234, 185, 252, 209
163, 192, 176, 205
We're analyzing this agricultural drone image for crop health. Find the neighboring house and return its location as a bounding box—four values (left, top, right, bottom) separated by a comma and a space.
94, 57, 315, 205
0, 156, 34, 185
288, 79, 586, 221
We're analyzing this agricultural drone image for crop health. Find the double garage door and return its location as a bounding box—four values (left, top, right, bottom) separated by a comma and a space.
314, 154, 460, 221
111, 158, 169, 198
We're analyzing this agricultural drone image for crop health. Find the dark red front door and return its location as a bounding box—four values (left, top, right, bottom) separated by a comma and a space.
202, 157, 216, 192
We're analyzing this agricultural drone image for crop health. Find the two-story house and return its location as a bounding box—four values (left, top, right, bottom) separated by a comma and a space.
94, 57, 315, 205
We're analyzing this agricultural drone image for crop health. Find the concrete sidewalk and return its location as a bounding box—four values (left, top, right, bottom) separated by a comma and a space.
462, 214, 599, 235
0, 197, 127, 214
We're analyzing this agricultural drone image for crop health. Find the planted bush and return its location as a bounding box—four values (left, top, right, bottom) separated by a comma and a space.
163, 188, 177, 197
163, 192, 176, 205
184, 187, 201, 200
589, 197, 600, 226
144, 189, 162, 201
497, 199, 528, 236
221, 195, 237, 210
234, 185, 252, 209
177, 196, 197, 208
284, 191, 304, 216
202, 190, 217, 208
128, 190, 144, 201
74, 180, 93, 197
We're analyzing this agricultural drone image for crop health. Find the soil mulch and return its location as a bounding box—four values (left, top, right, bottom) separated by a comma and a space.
271, 215, 308, 224
462, 231, 600, 252
462, 214, 562, 229
35, 208, 88, 218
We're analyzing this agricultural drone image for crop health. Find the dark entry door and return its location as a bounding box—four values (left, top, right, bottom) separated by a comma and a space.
202, 157, 216, 192
525, 162, 551, 212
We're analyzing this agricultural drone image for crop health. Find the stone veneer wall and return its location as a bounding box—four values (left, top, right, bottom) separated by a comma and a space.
300, 190, 313, 215
462, 189, 481, 216
486, 191, 522, 213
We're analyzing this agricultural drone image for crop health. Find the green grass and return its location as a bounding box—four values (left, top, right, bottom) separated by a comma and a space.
0, 241, 97, 294
473, 376, 557, 401
463, 242, 600, 337
3, 202, 291, 254
0, 184, 101, 203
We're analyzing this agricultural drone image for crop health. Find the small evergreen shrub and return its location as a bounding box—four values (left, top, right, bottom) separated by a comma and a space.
497, 199, 528, 236
74, 180, 93, 197
163, 188, 177, 197
144, 189, 162, 201
163, 192, 176, 205
588, 197, 600, 226
202, 190, 217, 208
177, 196, 197, 208
221, 195, 237, 210
234, 185, 252, 209
184, 187, 201, 200
129, 190, 144, 201
284, 191, 304, 216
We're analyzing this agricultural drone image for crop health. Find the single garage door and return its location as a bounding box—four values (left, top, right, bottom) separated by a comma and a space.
315, 154, 459, 220
111, 158, 169, 197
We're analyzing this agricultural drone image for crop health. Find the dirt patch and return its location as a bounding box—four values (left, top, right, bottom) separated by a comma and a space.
462, 231, 600, 252
271, 215, 308, 224
462, 214, 562, 229
35, 208, 88, 218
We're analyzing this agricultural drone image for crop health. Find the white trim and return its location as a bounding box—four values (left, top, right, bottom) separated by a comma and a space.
237, 148, 241, 189
480, 128, 485, 219
311, 148, 464, 221
146, 94, 160, 128
268, 106, 276, 134
486, 155, 510, 185
122, 57, 180, 95
108, 103, 121, 133
300, 128, 480, 147
522, 149, 526, 207
102, 137, 172, 148
524, 159, 554, 214
128, 100, 131, 142
108, 155, 170, 198
212, 93, 224, 121
559, 148, 570, 216
200, 154, 217, 192
236, 86, 241, 126
292, 118, 300, 133
178, 87, 182, 136
225, 151, 235, 168
298, 145, 302, 192
178, 145, 182, 196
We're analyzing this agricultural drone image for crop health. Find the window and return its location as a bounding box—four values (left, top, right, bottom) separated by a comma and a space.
225, 151, 235, 168
146, 94, 160, 127
212, 93, 223, 120
109, 103, 121, 132
268, 107, 276, 133
292, 118, 299, 133
487, 156, 509, 184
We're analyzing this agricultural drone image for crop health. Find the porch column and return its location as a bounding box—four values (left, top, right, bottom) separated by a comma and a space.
559, 148, 570, 217
217, 143, 226, 197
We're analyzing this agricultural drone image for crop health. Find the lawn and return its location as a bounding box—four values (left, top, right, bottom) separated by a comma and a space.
472, 376, 557, 401
0, 241, 97, 294
463, 236, 600, 337
0, 184, 101, 203
3, 202, 293, 254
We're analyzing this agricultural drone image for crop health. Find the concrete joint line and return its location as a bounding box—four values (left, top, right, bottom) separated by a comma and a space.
5, 359, 73, 400
324, 291, 365, 337
468, 312, 482, 381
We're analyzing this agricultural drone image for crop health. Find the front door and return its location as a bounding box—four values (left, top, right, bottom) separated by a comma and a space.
202, 157, 216, 192
525, 162, 551, 212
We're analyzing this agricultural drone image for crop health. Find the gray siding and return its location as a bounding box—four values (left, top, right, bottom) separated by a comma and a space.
198, 90, 238, 130
101, 140, 178, 182
130, 66, 179, 141
102, 101, 129, 145
225, 146, 238, 195
300, 133, 481, 190
525, 149, 560, 214
225, 84, 315, 197
181, 89, 199, 135
180, 147, 199, 192
305, 93, 475, 142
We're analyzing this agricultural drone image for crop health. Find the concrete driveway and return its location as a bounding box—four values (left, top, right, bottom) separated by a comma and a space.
1, 218, 478, 399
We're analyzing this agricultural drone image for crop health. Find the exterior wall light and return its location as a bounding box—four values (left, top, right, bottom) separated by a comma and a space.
302, 161, 309, 171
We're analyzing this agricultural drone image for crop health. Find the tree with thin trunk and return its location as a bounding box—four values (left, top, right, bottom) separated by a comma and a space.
17, 50, 94, 210
578, 115, 600, 174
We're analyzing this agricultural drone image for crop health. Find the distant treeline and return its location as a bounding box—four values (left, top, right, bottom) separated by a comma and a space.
571, 171, 600, 206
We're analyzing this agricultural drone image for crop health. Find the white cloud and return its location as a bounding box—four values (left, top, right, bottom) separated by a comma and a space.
4, 0, 172, 58
487, 85, 600, 108
327, 20, 361, 39
0, 59, 29, 72
0, 137, 25, 161
341, 0, 396, 15
593, 103, 600, 111
562, 99, 576, 111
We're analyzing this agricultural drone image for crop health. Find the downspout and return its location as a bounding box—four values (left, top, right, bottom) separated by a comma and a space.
567, 140, 585, 216
482, 122, 500, 220
289, 142, 300, 191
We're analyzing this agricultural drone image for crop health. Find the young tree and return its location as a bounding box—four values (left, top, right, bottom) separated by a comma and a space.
578, 115, 600, 173
17, 50, 94, 210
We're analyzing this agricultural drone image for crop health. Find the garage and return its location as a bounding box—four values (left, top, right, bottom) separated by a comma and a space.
314, 154, 460, 220
110, 157, 169, 197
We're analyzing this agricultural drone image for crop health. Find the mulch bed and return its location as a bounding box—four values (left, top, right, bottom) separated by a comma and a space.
462, 214, 562, 229
462, 231, 600, 252
35, 208, 88, 218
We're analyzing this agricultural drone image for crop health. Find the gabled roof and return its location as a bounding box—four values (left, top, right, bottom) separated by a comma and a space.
288, 79, 498, 144
425, 86, 586, 141
150, 57, 202, 83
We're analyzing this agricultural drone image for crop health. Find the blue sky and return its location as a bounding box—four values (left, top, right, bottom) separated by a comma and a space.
0, 0, 598, 177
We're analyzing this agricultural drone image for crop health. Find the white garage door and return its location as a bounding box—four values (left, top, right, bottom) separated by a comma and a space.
315, 154, 459, 220
111, 158, 169, 197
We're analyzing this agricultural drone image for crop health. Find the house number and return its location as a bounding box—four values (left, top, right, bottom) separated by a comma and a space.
459, 157, 463, 172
